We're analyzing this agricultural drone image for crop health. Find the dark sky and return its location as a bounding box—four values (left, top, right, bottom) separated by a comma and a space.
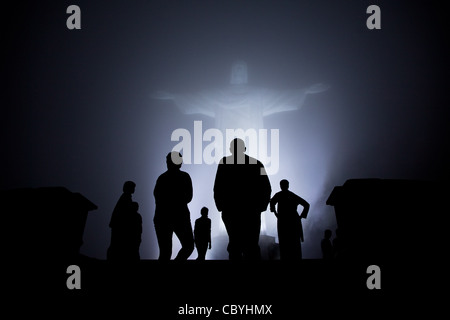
2, 0, 449, 259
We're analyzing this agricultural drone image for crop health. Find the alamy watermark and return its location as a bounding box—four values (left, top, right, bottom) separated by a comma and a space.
66, 5, 380, 30
171, 121, 279, 175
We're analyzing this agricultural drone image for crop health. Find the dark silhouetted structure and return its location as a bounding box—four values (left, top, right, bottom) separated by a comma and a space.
1, 187, 97, 261
332, 228, 343, 259
270, 179, 309, 260
107, 181, 139, 261
326, 179, 448, 261
194, 207, 212, 260
321, 229, 333, 260
213, 138, 272, 260
154, 152, 195, 260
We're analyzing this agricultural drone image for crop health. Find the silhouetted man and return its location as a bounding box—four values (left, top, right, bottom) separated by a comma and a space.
321, 229, 333, 260
194, 207, 212, 260
270, 179, 309, 260
214, 138, 272, 260
107, 180, 136, 261
154, 152, 195, 260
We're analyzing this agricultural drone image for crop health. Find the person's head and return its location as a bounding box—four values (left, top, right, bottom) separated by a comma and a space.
123, 181, 136, 194
201, 207, 209, 217
280, 179, 289, 191
229, 138, 246, 155
166, 151, 183, 170
230, 60, 248, 85
324, 229, 332, 239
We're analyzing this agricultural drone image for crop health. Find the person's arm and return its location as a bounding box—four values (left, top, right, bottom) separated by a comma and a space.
153, 177, 160, 203
183, 173, 193, 204
258, 162, 272, 212
270, 193, 279, 218
295, 194, 310, 219
213, 160, 226, 212
193, 220, 198, 242
208, 219, 212, 249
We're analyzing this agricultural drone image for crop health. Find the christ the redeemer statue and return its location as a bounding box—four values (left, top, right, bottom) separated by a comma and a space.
152, 61, 328, 243
153, 60, 329, 133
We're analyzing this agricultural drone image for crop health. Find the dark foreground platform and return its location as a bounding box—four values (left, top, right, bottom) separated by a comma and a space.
5, 258, 442, 318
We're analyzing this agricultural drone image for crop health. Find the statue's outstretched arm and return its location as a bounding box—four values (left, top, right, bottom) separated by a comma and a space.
262, 83, 330, 117
306, 83, 330, 94
151, 90, 215, 118
152, 90, 175, 100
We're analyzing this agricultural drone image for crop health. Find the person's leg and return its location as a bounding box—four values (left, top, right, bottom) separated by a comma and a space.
222, 211, 242, 260
242, 211, 261, 260
281, 217, 302, 261
195, 241, 207, 260
155, 222, 173, 260
294, 217, 303, 260
174, 219, 194, 260
278, 219, 290, 260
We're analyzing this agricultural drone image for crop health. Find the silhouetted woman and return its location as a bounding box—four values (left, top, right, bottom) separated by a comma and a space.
107, 181, 136, 261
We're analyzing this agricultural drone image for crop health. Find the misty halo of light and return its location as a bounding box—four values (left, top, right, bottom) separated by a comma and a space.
147, 96, 336, 259
3, 1, 448, 261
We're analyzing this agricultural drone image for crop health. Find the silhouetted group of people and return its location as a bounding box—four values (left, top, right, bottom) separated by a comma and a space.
107, 138, 311, 261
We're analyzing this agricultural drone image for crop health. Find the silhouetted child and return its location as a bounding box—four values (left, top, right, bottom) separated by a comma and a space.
128, 201, 143, 260
194, 207, 212, 260
321, 229, 333, 260
107, 181, 136, 261
270, 179, 309, 260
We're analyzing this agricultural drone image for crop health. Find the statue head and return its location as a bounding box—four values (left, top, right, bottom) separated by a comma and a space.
230, 61, 248, 85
